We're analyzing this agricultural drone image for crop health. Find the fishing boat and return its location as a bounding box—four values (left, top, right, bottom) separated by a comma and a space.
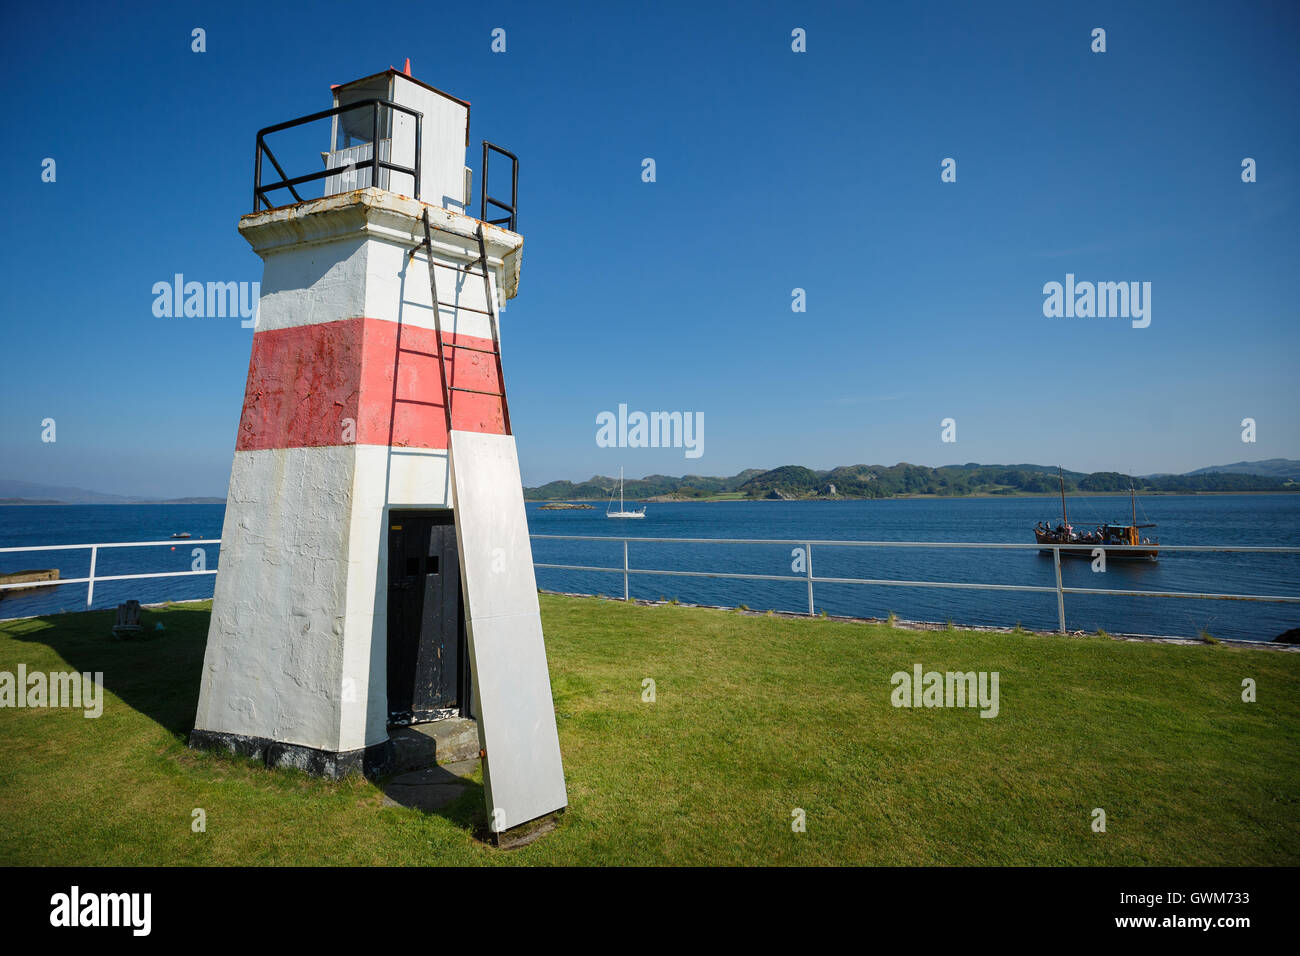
606, 468, 646, 519
1034, 466, 1158, 561
170, 532, 192, 539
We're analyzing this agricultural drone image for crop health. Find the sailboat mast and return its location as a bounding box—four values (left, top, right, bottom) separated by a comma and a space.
1058, 466, 1068, 527
620, 467, 624, 511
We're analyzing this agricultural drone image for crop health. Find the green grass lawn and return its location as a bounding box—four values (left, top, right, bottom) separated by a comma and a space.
1, 595, 1297, 865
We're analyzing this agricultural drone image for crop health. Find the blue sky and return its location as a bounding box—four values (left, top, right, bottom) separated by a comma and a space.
2, 0, 1297, 496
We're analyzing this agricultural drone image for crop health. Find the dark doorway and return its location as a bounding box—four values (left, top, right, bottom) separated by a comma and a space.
387, 510, 467, 724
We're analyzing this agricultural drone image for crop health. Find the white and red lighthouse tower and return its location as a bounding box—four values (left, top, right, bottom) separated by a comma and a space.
191, 67, 566, 836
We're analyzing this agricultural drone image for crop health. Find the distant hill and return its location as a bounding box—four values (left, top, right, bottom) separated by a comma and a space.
525, 461, 1296, 500
525, 469, 765, 502
1182, 459, 1300, 482
8, 458, 1297, 506
0, 479, 224, 505
0, 479, 137, 504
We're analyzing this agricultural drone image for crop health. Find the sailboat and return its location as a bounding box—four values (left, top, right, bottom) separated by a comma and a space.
1034, 466, 1158, 561
606, 467, 646, 519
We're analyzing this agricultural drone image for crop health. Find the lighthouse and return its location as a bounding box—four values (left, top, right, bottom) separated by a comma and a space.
191, 66, 567, 837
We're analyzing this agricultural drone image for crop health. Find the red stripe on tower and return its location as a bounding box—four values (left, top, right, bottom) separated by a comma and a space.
235, 317, 504, 451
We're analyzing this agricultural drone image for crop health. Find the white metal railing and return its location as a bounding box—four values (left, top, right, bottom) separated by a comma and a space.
530, 535, 1300, 634
2, 535, 1297, 636
0, 540, 221, 607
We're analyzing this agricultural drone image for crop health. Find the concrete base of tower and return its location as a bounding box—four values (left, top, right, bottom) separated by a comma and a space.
187, 728, 393, 780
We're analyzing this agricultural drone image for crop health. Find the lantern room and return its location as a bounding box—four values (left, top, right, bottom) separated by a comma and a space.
326, 66, 471, 213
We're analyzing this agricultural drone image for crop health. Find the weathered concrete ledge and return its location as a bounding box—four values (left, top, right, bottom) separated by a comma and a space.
237, 186, 523, 300
0, 569, 60, 596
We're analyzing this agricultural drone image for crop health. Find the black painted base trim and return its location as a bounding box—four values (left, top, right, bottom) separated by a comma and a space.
188, 729, 392, 780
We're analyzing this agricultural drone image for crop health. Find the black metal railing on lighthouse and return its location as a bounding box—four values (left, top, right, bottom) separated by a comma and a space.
251, 99, 521, 233
253, 98, 423, 212
480, 141, 518, 232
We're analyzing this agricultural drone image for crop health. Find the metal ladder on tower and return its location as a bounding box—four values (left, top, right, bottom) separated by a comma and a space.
408, 206, 568, 837
408, 205, 566, 832
415, 207, 512, 438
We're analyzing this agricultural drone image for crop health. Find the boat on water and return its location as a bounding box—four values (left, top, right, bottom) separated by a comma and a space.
1034, 466, 1158, 561
170, 532, 192, 539
606, 468, 646, 519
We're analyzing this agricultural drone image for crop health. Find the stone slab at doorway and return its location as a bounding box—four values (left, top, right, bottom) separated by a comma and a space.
381, 716, 480, 813
388, 716, 480, 773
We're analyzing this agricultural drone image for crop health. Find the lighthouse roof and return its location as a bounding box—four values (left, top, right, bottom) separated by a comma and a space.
333, 68, 470, 108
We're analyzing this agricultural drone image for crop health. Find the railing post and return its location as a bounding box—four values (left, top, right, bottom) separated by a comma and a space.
480, 140, 489, 223
509, 150, 519, 230
623, 539, 629, 602
1053, 546, 1066, 634
253, 136, 263, 211
413, 114, 421, 199
86, 545, 97, 608
806, 542, 814, 615
371, 102, 381, 190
